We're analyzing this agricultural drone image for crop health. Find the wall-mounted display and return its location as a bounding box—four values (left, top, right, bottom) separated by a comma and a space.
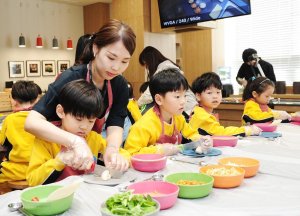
57, 60, 70, 74
8, 61, 25, 78
42, 60, 56, 76
26, 60, 41, 77
158, 0, 251, 28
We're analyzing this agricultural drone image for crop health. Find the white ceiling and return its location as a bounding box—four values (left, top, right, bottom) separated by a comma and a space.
45, 0, 111, 6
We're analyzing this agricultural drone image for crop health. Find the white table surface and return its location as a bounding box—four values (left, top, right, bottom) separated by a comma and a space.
1, 123, 300, 216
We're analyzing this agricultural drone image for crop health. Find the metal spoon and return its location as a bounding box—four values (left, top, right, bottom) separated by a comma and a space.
118, 174, 164, 192
169, 157, 208, 166
118, 177, 137, 192
8, 202, 35, 216
142, 173, 164, 182
8, 202, 22, 212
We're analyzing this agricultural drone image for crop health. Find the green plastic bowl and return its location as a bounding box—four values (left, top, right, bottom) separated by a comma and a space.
21, 185, 74, 215
164, 172, 214, 199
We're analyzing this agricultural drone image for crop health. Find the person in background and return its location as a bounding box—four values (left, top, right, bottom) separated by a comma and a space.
115, 82, 143, 146
74, 34, 92, 66
0, 81, 39, 183
127, 82, 142, 124
139, 81, 149, 95
137, 46, 197, 116
189, 72, 261, 136
26, 80, 130, 186
139, 81, 153, 115
242, 77, 291, 125
25, 19, 136, 172
34, 83, 43, 101
236, 48, 276, 87
124, 69, 212, 156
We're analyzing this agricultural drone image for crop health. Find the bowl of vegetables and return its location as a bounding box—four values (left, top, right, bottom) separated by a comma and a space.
21, 185, 74, 215
164, 172, 214, 199
131, 154, 167, 172
218, 157, 260, 178
100, 191, 160, 216
127, 181, 179, 210
200, 165, 245, 188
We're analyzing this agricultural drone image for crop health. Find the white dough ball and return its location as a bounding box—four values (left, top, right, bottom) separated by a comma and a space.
101, 170, 111, 181
195, 146, 203, 154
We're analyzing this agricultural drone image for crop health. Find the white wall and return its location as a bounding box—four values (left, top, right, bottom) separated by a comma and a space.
211, 20, 225, 73
0, 0, 84, 91
144, 32, 176, 62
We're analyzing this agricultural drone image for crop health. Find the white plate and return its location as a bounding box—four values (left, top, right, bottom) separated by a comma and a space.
83, 165, 137, 186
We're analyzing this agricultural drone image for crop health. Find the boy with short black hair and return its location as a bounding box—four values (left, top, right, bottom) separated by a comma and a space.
124, 69, 212, 156
190, 72, 261, 136
27, 79, 130, 186
0, 80, 39, 183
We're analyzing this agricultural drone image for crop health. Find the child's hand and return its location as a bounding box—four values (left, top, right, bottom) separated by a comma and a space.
199, 136, 213, 154
68, 136, 94, 170
56, 147, 74, 164
157, 144, 180, 156
245, 125, 262, 136
274, 110, 292, 121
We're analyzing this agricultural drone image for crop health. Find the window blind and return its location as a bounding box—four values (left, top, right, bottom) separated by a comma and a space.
223, 0, 300, 89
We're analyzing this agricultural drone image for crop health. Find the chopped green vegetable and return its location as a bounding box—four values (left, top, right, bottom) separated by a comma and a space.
104, 191, 158, 215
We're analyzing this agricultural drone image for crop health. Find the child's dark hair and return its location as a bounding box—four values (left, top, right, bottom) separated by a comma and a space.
242, 77, 275, 101
58, 79, 103, 118
149, 69, 189, 101
127, 81, 133, 99
191, 72, 222, 94
35, 83, 42, 95
11, 80, 39, 104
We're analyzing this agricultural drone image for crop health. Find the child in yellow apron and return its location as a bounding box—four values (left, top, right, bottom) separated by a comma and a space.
124, 69, 212, 156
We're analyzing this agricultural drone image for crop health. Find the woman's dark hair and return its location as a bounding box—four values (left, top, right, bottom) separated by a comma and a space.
242, 77, 275, 101
191, 72, 222, 94
80, 19, 136, 64
74, 34, 91, 65
58, 79, 103, 118
139, 46, 179, 80
11, 80, 39, 104
149, 68, 189, 102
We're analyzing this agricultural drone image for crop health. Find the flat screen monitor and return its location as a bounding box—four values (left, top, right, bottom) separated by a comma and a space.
158, 0, 251, 28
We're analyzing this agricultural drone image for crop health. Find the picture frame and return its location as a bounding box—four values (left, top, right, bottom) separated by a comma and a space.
8, 61, 25, 78
26, 60, 41, 77
57, 60, 70, 74
42, 60, 56, 76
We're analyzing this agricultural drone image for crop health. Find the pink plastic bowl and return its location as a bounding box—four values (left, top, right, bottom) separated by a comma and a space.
131, 154, 167, 172
212, 136, 238, 147
127, 181, 179, 210
253, 123, 277, 132
292, 116, 300, 122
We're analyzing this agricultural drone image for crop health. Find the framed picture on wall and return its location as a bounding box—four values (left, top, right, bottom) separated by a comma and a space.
8, 61, 25, 78
42, 60, 56, 76
57, 60, 70, 75
26, 60, 41, 77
